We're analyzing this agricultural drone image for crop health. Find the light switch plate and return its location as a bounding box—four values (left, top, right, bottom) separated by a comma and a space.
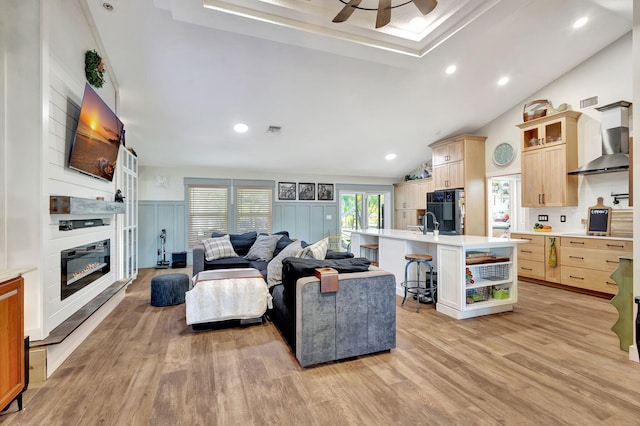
560, 215, 566, 223
537, 215, 549, 222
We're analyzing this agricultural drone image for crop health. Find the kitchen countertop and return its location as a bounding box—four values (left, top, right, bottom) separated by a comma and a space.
511, 230, 632, 241
350, 229, 528, 248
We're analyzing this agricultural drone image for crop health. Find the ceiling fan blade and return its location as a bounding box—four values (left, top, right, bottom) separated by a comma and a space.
332, 0, 364, 23
376, 0, 391, 28
412, 0, 437, 15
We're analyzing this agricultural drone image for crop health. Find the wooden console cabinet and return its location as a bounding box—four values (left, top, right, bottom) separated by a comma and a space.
0, 275, 25, 411
517, 111, 581, 207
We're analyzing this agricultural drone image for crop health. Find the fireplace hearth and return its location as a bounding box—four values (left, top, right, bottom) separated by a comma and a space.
61, 239, 110, 300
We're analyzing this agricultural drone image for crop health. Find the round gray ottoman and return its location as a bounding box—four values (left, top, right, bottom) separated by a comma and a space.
150, 273, 190, 307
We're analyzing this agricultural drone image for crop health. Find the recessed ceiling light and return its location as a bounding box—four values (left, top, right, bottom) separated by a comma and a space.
385, 153, 396, 161
445, 65, 457, 75
573, 17, 588, 29
497, 76, 509, 86
233, 123, 249, 133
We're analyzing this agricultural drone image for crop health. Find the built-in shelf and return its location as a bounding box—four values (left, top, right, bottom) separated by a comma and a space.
49, 196, 125, 215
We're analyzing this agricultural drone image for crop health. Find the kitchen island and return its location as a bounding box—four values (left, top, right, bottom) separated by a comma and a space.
350, 229, 527, 319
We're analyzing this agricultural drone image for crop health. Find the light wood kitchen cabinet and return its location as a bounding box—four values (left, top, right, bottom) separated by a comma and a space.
393, 178, 432, 229
560, 236, 632, 295
432, 139, 463, 165
517, 111, 580, 207
512, 233, 632, 295
394, 179, 433, 210
433, 161, 464, 189
0, 275, 25, 411
394, 209, 421, 230
511, 233, 561, 283
429, 134, 487, 235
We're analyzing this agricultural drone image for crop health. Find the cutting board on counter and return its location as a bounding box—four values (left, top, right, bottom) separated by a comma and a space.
610, 209, 633, 238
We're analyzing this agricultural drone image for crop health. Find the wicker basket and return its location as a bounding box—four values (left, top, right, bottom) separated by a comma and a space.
523, 99, 550, 122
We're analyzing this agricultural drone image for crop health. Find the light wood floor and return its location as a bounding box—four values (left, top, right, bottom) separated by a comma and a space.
2, 268, 640, 425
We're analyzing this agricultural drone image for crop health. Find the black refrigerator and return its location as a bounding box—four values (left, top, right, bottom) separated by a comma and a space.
424, 189, 465, 235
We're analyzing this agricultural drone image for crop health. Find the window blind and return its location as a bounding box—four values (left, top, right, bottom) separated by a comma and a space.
236, 186, 272, 234
187, 185, 228, 247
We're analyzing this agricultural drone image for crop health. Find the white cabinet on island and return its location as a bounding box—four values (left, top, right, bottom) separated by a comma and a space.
350, 229, 527, 319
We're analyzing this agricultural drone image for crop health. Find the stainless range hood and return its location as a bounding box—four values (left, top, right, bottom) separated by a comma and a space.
568, 101, 631, 175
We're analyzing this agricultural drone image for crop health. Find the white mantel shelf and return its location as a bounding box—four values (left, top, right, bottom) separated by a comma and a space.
49, 196, 125, 215
349, 229, 528, 320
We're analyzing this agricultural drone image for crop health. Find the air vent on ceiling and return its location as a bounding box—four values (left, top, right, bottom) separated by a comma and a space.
267, 126, 282, 133
580, 96, 598, 109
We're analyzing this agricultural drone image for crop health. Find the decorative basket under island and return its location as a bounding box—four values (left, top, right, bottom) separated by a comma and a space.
349, 229, 527, 319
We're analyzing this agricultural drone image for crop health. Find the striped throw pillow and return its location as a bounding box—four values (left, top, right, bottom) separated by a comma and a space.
202, 235, 238, 261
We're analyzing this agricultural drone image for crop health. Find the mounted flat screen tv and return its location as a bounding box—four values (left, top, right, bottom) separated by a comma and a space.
68, 83, 123, 182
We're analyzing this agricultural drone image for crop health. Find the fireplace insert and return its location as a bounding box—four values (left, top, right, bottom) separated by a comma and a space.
60, 239, 110, 300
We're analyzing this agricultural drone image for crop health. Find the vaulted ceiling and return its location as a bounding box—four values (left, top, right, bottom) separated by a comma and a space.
85, 0, 632, 179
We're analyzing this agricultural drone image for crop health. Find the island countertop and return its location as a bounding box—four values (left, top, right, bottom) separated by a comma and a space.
349, 229, 528, 248
349, 229, 526, 320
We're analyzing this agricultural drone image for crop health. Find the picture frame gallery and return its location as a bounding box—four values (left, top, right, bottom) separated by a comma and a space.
277, 182, 334, 201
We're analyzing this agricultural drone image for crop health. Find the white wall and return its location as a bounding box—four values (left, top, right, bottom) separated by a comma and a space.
0, 0, 121, 340
139, 165, 397, 201
41, 0, 121, 337
479, 33, 632, 233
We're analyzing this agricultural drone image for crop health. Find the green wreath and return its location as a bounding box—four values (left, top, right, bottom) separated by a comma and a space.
85, 50, 105, 88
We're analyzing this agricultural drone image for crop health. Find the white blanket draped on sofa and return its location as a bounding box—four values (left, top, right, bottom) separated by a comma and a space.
185, 277, 272, 325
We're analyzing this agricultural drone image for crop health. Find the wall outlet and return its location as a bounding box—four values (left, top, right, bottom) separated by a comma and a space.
537, 215, 549, 222
560, 215, 566, 223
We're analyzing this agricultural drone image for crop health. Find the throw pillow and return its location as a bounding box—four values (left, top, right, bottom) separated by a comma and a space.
245, 234, 283, 261
298, 237, 329, 260
211, 231, 257, 256
266, 240, 303, 288
201, 235, 238, 261
272, 234, 295, 257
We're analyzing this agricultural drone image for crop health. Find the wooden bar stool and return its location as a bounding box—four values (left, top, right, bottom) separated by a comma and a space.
360, 244, 379, 266
401, 253, 435, 312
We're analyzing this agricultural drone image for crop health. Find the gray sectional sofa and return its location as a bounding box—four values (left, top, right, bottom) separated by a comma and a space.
190, 231, 397, 367
271, 257, 397, 367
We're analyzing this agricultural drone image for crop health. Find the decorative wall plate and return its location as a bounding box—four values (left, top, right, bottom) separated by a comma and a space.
493, 142, 515, 166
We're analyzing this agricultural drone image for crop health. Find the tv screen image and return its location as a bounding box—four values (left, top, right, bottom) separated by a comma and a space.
68, 83, 123, 182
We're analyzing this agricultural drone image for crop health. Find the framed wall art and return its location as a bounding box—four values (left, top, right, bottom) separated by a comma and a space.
278, 182, 296, 201
317, 183, 334, 201
298, 183, 315, 201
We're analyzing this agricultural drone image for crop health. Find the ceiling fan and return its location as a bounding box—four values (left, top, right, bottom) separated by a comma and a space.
332, 0, 438, 29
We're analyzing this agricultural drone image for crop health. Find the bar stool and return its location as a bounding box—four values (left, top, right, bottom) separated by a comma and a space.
360, 244, 379, 266
401, 254, 436, 312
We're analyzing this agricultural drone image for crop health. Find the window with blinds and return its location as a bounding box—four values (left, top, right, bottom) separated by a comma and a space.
187, 186, 228, 247
236, 186, 272, 234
